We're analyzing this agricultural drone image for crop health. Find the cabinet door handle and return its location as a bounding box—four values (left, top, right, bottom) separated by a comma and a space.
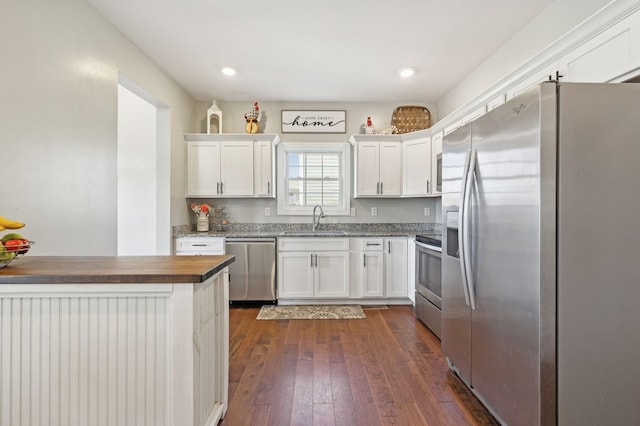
376, 182, 379, 194
363, 253, 366, 267
220, 182, 224, 194
311, 253, 314, 267
380, 182, 383, 194
388, 241, 391, 253
314, 254, 318, 267
217, 182, 221, 195
267, 181, 270, 193
365, 242, 380, 246
427, 180, 430, 193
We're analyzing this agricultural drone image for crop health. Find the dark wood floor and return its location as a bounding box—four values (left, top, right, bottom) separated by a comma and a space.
221, 305, 498, 426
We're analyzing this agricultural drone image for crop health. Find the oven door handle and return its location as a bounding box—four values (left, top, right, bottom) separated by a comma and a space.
415, 241, 442, 253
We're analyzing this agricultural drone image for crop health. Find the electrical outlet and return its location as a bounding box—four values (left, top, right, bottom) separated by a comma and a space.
265, 207, 271, 216
424, 207, 431, 216
350, 207, 356, 216
371, 207, 378, 216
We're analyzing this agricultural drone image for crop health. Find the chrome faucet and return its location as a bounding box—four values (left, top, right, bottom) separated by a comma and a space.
312, 204, 325, 231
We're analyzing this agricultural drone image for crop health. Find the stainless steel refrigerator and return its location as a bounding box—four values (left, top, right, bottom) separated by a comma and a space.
442, 82, 640, 425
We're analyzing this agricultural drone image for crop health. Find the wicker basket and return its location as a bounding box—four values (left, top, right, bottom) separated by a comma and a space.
391, 106, 431, 133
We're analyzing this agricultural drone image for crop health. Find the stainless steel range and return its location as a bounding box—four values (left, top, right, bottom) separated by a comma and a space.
414, 233, 442, 338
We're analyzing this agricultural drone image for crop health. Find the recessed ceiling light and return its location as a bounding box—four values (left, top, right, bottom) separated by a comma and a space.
399, 67, 416, 78
221, 67, 236, 76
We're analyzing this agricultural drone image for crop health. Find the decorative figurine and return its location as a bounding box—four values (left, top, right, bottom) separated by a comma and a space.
244, 101, 261, 134
207, 100, 222, 134
365, 116, 374, 134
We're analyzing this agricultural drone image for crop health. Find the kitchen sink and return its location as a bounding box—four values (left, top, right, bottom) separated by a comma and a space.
279, 230, 347, 236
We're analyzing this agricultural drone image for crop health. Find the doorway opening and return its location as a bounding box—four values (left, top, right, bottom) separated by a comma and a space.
117, 74, 171, 255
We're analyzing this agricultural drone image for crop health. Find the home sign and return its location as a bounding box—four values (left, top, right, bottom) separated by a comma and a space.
281, 110, 346, 133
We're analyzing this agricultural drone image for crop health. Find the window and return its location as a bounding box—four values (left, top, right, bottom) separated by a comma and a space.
277, 142, 351, 216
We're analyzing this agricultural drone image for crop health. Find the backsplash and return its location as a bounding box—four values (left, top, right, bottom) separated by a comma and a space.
185, 197, 443, 226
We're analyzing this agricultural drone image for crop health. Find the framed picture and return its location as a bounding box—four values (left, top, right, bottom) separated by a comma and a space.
281, 110, 346, 133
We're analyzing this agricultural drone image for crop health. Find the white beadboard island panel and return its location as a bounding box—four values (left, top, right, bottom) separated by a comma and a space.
0, 271, 229, 426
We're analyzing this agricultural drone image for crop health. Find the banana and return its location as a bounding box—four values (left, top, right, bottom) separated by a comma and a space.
0, 225, 5, 231
0, 216, 25, 229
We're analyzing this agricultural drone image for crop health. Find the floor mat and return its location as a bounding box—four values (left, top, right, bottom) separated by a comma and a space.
256, 304, 366, 320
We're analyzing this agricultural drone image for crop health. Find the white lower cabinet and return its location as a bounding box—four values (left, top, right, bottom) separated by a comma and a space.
278, 236, 410, 302
384, 238, 408, 298
278, 251, 315, 298
407, 238, 416, 304
315, 251, 351, 297
278, 238, 350, 299
350, 238, 385, 298
175, 236, 225, 255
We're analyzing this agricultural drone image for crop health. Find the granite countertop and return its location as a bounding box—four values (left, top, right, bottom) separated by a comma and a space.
174, 223, 441, 239
0, 255, 235, 285
178, 230, 417, 238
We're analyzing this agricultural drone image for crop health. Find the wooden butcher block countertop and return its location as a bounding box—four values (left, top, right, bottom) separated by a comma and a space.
0, 255, 235, 285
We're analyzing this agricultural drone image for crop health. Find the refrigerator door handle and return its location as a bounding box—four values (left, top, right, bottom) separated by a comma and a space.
459, 150, 472, 307
463, 149, 477, 310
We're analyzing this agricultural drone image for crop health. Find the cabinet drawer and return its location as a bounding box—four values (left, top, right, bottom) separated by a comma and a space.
175, 237, 225, 254
352, 238, 384, 251
278, 238, 349, 252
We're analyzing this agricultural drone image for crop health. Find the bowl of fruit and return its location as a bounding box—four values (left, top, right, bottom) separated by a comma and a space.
0, 215, 33, 269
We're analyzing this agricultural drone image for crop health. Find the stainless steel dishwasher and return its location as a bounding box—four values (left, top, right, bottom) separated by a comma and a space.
225, 238, 276, 303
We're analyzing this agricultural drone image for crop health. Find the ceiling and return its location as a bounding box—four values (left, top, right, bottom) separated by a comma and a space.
87, 0, 556, 103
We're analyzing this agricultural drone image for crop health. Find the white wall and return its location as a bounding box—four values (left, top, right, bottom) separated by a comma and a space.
0, 0, 196, 255
117, 85, 157, 255
195, 101, 438, 138
437, 0, 614, 116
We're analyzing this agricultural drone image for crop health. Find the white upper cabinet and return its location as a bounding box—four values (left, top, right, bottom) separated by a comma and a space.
353, 133, 439, 198
184, 134, 279, 198
352, 136, 403, 197
559, 9, 640, 83
253, 140, 274, 197
507, 61, 559, 99
403, 135, 432, 197
430, 131, 443, 197
186, 141, 221, 197
461, 105, 487, 125
378, 142, 403, 196
443, 121, 462, 136
220, 141, 254, 196
487, 94, 506, 111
